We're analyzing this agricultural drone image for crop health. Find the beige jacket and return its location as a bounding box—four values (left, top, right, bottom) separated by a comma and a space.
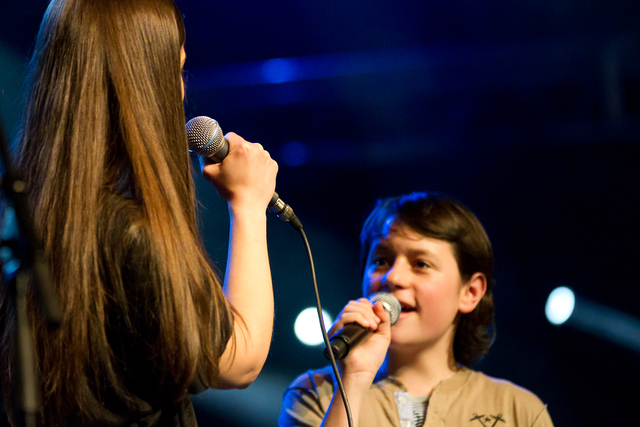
279, 366, 554, 427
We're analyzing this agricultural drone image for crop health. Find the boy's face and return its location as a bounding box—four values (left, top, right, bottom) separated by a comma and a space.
362, 219, 471, 351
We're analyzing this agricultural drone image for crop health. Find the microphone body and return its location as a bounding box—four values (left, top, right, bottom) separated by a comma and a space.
186, 116, 302, 230
324, 292, 401, 360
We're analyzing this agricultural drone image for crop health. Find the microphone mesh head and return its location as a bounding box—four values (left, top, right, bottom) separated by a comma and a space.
369, 292, 401, 325
186, 116, 225, 157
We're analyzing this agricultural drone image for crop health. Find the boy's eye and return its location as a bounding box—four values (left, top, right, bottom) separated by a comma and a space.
373, 258, 387, 267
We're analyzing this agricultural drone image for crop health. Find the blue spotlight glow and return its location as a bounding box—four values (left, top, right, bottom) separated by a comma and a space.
188, 46, 433, 91
294, 308, 333, 346
280, 141, 311, 166
545, 286, 575, 325
261, 58, 296, 84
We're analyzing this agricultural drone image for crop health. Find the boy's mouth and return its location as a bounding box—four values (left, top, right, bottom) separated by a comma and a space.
399, 302, 415, 313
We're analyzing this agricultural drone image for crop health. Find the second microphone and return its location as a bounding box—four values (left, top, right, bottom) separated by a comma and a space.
324, 292, 401, 361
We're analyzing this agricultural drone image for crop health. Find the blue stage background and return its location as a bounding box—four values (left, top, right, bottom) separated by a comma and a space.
1, 1, 639, 425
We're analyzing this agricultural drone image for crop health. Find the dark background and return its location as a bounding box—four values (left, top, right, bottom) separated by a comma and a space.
1, 1, 639, 425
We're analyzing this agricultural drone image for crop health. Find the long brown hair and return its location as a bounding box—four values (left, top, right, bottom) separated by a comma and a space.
360, 192, 495, 367
1, 0, 232, 422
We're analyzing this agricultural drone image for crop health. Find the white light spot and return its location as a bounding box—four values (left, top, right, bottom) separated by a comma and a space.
294, 308, 333, 346
546, 286, 575, 325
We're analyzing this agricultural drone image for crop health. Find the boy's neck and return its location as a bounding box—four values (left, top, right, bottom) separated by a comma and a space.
384, 343, 459, 396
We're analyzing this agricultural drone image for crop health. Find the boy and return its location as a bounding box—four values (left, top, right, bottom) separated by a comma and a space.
279, 192, 553, 427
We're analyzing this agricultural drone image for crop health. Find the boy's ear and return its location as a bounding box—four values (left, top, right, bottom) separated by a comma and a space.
459, 272, 487, 314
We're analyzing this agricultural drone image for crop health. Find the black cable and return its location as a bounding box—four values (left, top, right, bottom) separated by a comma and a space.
297, 228, 354, 427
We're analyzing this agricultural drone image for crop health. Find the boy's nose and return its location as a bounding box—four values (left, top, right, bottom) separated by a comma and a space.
381, 262, 409, 291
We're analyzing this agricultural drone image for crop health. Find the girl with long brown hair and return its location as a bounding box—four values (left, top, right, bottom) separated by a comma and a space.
0, 0, 276, 425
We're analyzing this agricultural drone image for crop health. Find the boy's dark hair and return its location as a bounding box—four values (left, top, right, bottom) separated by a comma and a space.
359, 192, 495, 366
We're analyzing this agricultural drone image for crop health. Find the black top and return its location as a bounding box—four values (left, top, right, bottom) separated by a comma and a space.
67, 195, 223, 426
1, 193, 229, 426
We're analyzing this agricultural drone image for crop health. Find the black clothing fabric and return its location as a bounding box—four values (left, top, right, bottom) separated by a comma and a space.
1, 194, 230, 426
69, 195, 226, 426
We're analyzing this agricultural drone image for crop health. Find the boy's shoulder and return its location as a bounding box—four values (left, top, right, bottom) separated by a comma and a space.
462, 368, 546, 405
286, 365, 336, 394
430, 368, 553, 426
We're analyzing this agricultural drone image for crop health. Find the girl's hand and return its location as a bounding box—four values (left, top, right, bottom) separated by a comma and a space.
201, 132, 277, 213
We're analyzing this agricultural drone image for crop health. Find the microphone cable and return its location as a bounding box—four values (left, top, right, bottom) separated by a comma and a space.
186, 116, 353, 425
296, 226, 354, 427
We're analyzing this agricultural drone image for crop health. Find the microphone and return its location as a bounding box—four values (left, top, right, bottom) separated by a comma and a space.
324, 292, 401, 360
186, 116, 302, 231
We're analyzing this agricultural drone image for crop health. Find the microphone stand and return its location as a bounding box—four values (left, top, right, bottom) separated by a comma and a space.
0, 117, 62, 427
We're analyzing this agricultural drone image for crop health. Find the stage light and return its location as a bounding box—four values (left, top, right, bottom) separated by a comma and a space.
545, 286, 575, 325
261, 58, 296, 84
546, 286, 640, 353
294, 307, 333, 346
